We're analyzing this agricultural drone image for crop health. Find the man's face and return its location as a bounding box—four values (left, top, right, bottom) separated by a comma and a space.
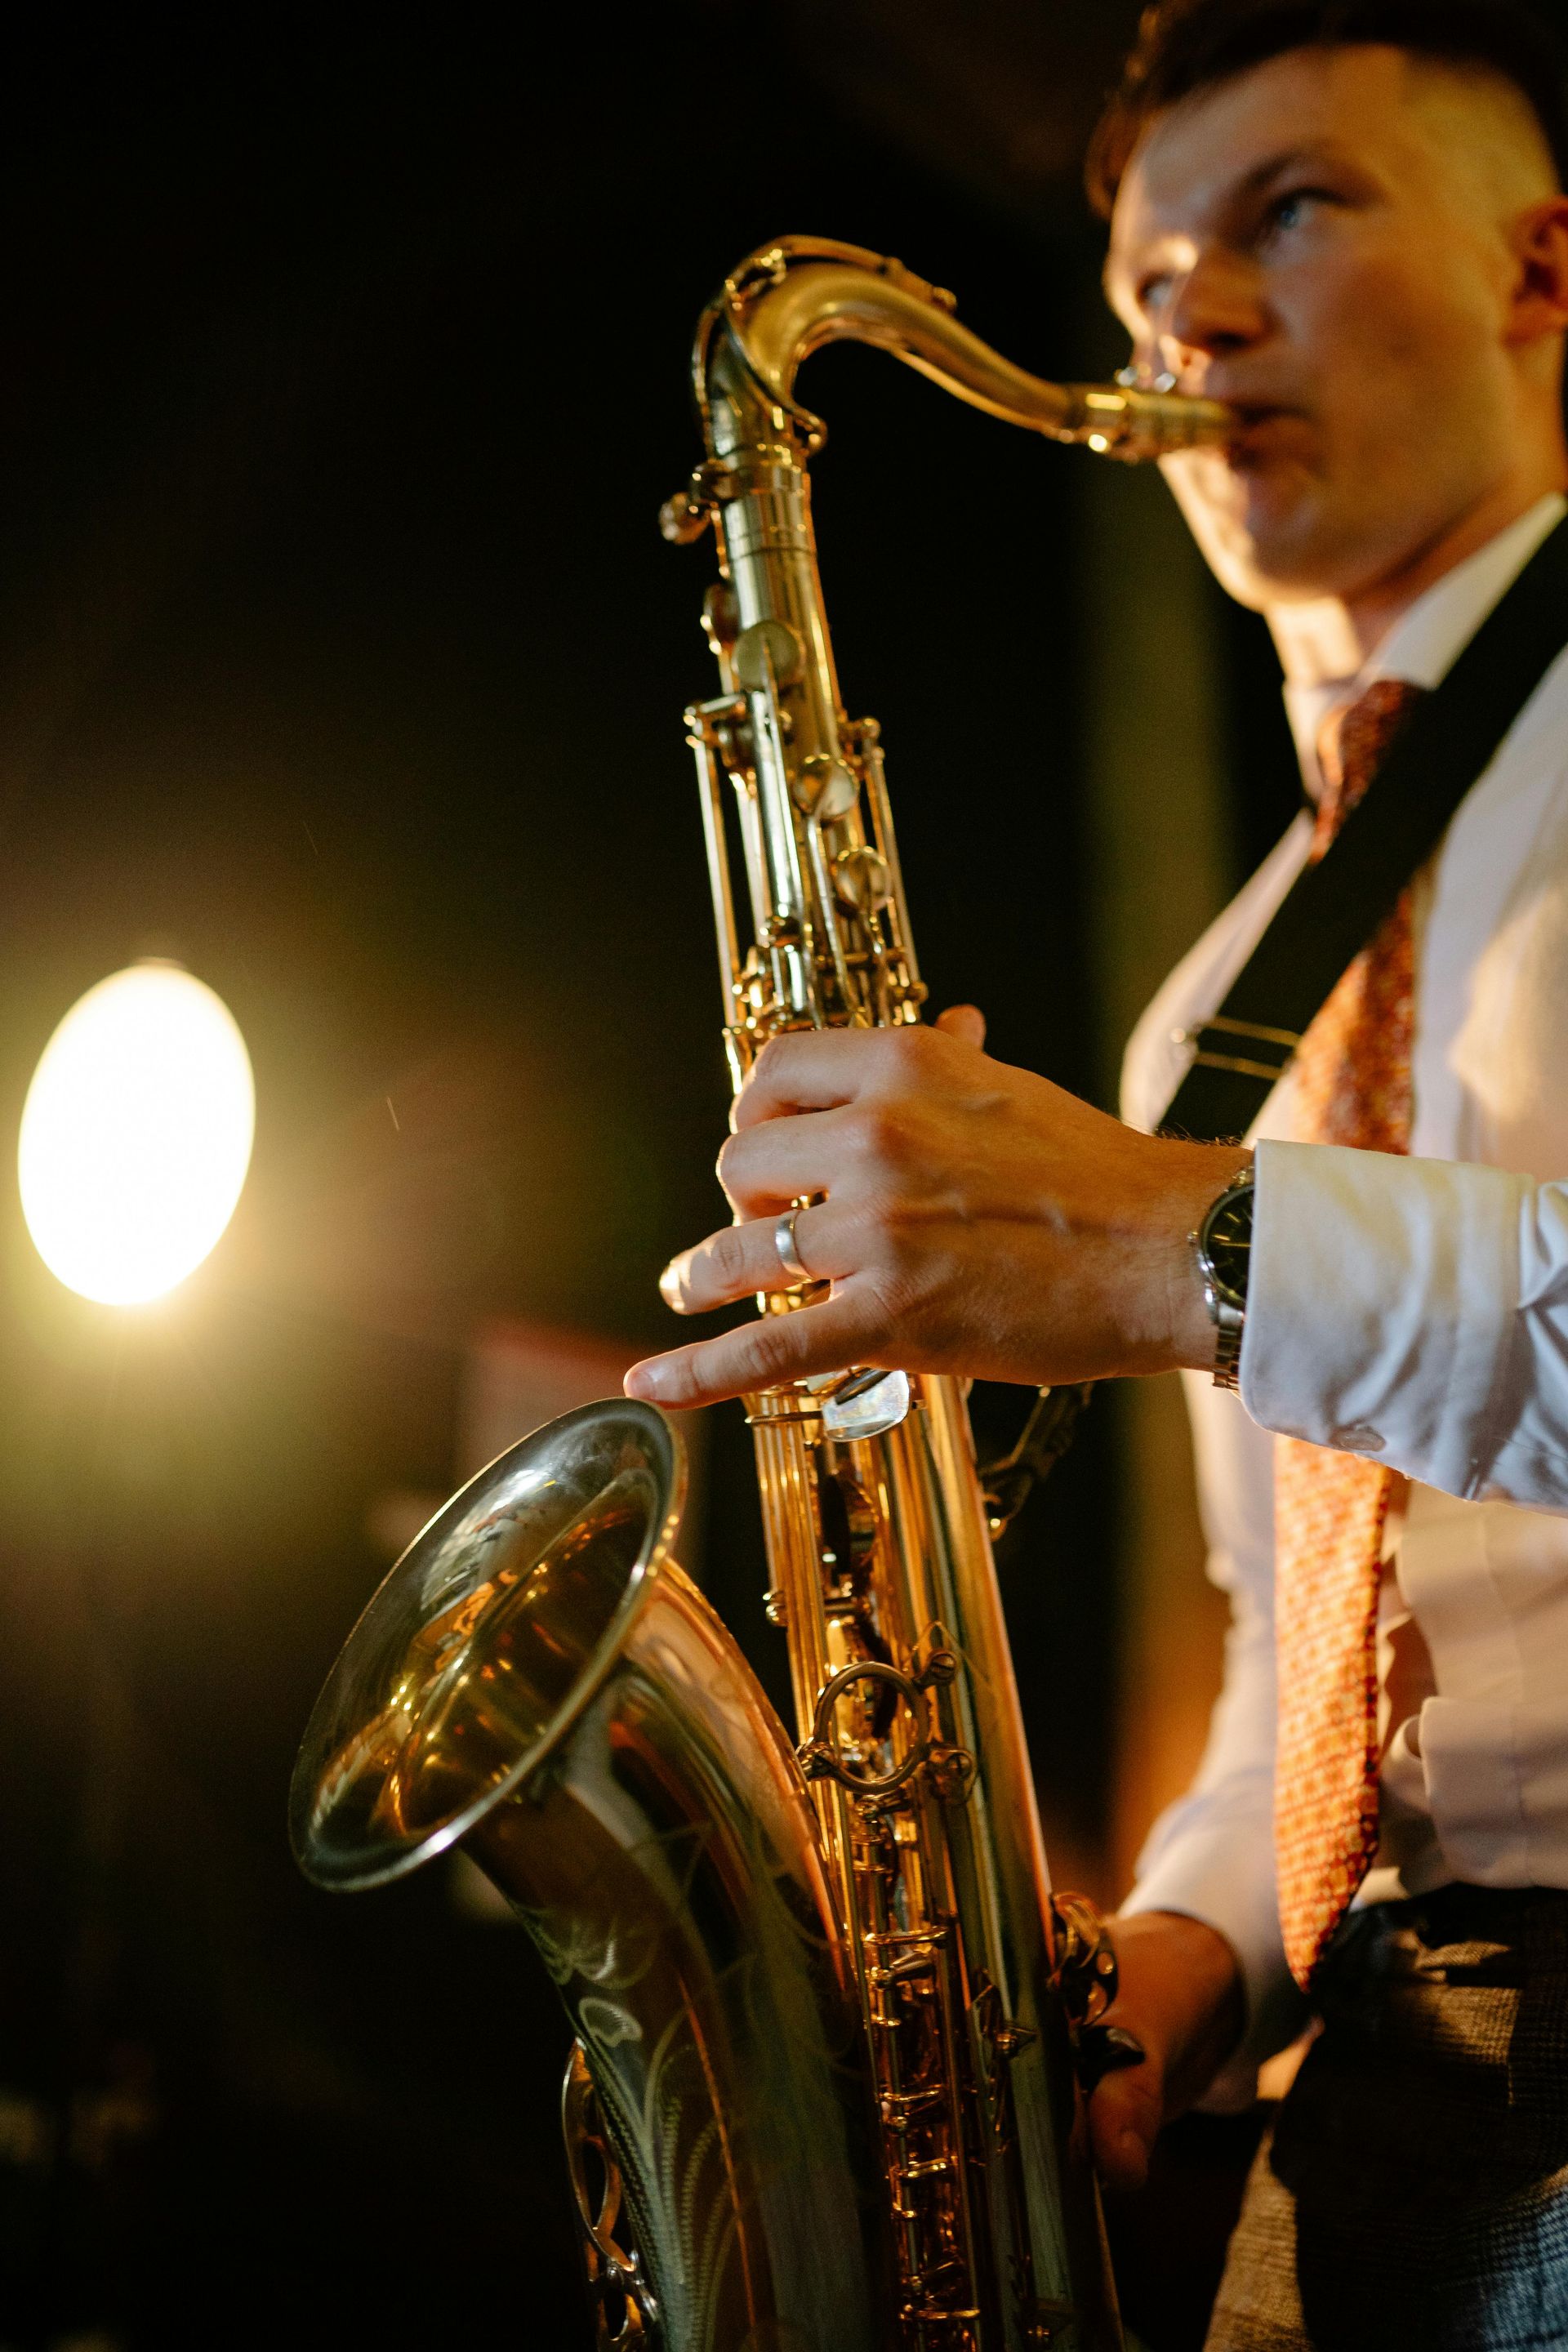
1106, 45, 1555, 610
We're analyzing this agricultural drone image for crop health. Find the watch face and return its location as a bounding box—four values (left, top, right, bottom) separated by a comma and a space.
1201, 1182, 1253, 1312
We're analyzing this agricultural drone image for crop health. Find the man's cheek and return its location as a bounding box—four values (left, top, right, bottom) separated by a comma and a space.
1316, 256, 1456, 381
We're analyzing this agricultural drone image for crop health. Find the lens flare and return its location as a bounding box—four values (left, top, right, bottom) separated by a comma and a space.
19, 961, 255, 1305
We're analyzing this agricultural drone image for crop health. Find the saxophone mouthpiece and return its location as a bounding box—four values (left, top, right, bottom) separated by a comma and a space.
1062, 383, 1236, 462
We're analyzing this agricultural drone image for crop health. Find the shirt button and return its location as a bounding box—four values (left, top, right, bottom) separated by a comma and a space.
1333, 1423, 1387, 1454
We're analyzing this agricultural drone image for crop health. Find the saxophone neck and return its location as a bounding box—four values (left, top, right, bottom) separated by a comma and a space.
694, 235, 1234, 467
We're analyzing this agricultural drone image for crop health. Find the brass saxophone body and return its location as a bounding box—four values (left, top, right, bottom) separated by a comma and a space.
291, 238, 1229, 2352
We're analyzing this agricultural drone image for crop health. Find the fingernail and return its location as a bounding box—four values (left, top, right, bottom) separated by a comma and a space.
658, 1260, 684, 1311
626, 1361, 668, 1401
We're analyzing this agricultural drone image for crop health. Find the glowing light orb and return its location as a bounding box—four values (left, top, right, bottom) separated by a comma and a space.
19, 961, 255, 1305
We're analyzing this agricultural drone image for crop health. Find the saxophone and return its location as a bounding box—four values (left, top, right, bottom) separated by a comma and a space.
291, 238, 1229, 2352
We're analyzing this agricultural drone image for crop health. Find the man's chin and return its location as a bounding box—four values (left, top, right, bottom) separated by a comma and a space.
1183, 479, 1354, 610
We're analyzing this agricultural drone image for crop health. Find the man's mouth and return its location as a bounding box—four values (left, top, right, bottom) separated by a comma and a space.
1196, 403, 1312, 474
1219, 402, 1306, 448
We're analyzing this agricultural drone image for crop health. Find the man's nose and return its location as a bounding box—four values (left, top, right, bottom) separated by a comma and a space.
1161, 250, 1266, 376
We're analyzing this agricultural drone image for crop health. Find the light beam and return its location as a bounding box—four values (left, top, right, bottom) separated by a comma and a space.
19, 960, 256, 1305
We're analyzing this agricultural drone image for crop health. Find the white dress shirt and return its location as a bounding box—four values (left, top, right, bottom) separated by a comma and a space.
1118, 494, 1568, 2076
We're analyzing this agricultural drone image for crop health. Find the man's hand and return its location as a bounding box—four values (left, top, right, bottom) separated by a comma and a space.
626, 1009, 1249, 1410
1091, 1911, 1246, 2194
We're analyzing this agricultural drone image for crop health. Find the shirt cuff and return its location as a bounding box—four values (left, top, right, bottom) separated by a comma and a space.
1241, 1140, 1527, 1499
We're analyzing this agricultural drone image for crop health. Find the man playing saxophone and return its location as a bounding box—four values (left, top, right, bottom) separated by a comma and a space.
630, 2, 1568, 2340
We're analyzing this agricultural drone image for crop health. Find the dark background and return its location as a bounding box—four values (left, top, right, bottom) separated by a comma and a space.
0, 8, 1301, 2346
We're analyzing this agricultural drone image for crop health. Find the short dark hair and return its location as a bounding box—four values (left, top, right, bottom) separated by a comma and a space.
1087, 0, 1568, 217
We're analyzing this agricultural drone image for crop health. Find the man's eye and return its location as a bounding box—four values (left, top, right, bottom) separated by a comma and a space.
1265, 188, 1330, 238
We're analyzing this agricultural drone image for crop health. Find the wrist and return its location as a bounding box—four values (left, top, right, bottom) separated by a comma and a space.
1113, 1909, 1245, 2106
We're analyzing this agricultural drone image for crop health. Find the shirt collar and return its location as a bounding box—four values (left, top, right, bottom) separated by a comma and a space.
1283, 493, 1568, 800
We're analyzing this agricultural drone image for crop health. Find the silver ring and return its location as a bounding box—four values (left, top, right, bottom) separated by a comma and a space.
773, 1208, 813, 1285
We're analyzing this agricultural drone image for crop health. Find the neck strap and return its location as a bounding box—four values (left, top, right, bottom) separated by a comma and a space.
1160, 515, 1568, 1142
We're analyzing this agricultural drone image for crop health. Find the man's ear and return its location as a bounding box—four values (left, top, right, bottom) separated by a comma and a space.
1508, 198, 1568, 347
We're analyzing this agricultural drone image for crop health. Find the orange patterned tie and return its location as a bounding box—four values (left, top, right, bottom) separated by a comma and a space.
1273, 678, 1424, 1990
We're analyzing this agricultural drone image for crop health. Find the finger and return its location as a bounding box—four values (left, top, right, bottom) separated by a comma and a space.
659, 1203, 850, 1315
625, 1283, 884, 1409
716, 1107, 861, 1217
936, 1003, 987, 1048
1088, 2052, 1164, 2195
732, 1027, 895, 1130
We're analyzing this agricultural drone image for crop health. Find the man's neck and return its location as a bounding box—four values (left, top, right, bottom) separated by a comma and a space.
1268, 469, 1568, 690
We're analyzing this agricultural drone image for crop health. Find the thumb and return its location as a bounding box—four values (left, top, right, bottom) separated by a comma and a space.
1089, 2047, 1164, 2194
936, 1003, 987, 1048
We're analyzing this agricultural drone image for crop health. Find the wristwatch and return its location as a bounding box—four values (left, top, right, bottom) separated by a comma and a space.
1193, 1166, 1254, 1392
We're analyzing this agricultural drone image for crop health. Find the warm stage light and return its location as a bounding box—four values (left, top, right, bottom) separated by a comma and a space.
19, 960, 255, 1305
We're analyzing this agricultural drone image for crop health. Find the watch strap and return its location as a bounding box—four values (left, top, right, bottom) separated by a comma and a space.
1211, 1303, 1244, 1392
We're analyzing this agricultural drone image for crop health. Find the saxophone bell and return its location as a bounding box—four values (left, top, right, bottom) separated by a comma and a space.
292, 1399, 898, 2350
